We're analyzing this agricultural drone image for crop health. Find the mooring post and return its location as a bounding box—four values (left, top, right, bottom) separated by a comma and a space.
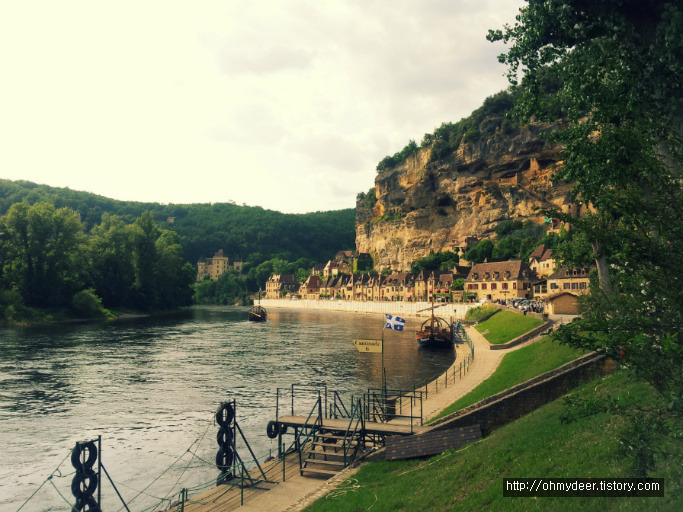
97, 435, 102, 510
180, 488, 185, 512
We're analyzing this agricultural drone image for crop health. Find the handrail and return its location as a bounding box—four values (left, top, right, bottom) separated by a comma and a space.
330, 390, 350, 419
342, 400, 364, 466
295, 396, 322, 472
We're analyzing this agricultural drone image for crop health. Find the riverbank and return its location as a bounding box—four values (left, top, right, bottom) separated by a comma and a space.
260, 299, 474, 319
186, 324, 551, 512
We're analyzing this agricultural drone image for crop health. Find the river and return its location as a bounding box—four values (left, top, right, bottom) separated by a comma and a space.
0, 306, 454, 511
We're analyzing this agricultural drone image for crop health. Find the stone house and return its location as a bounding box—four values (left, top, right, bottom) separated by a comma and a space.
547, 267, 591, 296
465, 260, 535, 301
381, 272, 412, 301
528, 244, 556, 278
265, 274, 299, 299
323, 259, 352, 278
299, 275, 322, 300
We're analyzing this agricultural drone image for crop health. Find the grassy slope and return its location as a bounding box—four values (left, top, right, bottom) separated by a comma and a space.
430, 337, 585, 422
305, 371, 681, 512
476, 310, 544, 344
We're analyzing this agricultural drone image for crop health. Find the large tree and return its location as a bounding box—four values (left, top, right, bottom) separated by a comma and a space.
489, 0, 683, 472
0, 201, 86, 308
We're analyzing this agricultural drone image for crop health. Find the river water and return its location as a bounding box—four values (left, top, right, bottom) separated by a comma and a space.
0, 306, 454, 511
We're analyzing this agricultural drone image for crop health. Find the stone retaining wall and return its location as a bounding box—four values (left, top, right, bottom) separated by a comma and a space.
428, 352, 613, 436
260, 299, 474, 319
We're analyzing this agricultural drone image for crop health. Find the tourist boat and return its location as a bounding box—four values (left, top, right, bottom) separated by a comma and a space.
248, 291, 267, 322
416, 297, 454, 349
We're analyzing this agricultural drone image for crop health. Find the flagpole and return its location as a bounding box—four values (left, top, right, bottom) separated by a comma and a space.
381, 329, 385, 396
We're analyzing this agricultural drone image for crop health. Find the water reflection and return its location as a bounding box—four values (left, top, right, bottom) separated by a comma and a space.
0, 306, 454, 511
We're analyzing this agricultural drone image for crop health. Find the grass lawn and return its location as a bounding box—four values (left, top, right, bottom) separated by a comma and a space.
476, 310, 544, 344
304, 371, 681, 512
429, 337, 586, 423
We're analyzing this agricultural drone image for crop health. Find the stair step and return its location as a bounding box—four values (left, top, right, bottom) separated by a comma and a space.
317, 434, 356, 441
301, 467, 340, 477
305, 458, 345, 467
311, 441, 356, 448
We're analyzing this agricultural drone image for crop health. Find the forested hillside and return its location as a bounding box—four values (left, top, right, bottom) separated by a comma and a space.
0, 180, 356, 264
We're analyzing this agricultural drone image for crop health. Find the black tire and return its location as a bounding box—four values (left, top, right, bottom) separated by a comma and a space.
71, 469, 98, 500
215, 403, 235, 427
215, 448, 234, 471
75, 496, 100, 512
266, 420, 279, 439
71, 441, 98, 472
217, 427, 233, 448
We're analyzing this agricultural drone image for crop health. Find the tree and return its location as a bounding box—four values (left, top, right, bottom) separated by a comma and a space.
489, 0, 683, 474
88, 213, 137, 307
0, 201, 86, 308
463, 239, 494, 264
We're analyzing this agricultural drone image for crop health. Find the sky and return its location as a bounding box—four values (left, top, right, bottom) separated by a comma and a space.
0, 0, 525, 214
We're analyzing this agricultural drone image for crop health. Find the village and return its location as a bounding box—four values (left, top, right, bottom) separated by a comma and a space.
197, 240, 592, 316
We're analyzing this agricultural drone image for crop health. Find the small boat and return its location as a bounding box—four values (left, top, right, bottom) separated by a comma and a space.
248, 290, 267, 322
248, 305, 267, 322
416, 296, 454, 349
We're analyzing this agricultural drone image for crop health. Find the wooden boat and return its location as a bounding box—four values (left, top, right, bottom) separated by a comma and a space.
248, 291, 267, 322
416, 296, 454, 349
248, 305, 267, 322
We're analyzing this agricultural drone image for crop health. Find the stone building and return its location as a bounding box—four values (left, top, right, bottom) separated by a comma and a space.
196, 250, 243, 282
265, 274, 299, 299
465, 260, 535, 301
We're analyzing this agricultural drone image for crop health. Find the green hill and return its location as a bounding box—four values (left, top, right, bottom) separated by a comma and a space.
0, 179, 355, 264
305, 371, 680, 511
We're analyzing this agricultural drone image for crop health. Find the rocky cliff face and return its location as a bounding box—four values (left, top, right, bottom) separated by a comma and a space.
356, 121, 574, 270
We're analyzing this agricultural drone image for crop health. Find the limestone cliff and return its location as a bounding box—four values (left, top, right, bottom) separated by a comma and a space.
356, 120, 574, 270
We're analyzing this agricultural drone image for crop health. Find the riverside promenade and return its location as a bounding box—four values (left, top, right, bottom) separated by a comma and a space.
179, 323, 546, 512
260, 298, 473, 319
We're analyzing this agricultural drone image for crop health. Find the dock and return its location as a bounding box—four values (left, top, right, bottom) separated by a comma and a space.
276, 415, 428, 436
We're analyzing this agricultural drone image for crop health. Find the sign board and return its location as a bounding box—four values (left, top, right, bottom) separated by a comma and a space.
352, 339, 383, 353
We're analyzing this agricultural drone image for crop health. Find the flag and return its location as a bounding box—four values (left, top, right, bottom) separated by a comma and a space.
384, 314, 406, 331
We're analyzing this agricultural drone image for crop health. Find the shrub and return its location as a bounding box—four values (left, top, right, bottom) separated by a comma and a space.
72, 289, 111, 319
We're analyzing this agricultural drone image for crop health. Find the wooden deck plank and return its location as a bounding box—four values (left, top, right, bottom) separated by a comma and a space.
384, 425, 481, 461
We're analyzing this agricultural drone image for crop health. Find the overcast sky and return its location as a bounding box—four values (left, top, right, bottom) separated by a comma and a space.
0, 0, 524, 214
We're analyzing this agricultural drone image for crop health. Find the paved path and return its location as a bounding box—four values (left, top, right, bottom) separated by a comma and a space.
204, 324, 549, 512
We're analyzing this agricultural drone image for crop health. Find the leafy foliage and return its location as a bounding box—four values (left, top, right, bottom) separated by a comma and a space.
0, 179, 356, 265
489, 0, 683, 468
409, 251, 459, 273
0, 202, 195, 318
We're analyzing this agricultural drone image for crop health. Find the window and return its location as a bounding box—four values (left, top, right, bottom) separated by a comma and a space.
579, 282, 587, 289
571, 282, 578, 289
491, 283, 497, 290
502, 283, 508, 290
482, 283, 487, 290
550, 282, 558, 289
513, 282, 517, 289
564, 283, 570, 289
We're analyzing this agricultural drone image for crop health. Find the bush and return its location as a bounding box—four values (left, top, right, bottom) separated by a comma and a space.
72, 289, 111, 319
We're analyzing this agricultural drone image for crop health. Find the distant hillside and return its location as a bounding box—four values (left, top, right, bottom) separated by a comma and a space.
0, 179, 356, 264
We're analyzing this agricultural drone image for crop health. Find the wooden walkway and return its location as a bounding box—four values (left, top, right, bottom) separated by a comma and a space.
276, 415, 428, 436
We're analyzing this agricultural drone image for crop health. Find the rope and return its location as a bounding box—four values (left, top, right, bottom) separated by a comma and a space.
16, 450, 72, 512
162, 420, 213, 502
47, 477, 76, 509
